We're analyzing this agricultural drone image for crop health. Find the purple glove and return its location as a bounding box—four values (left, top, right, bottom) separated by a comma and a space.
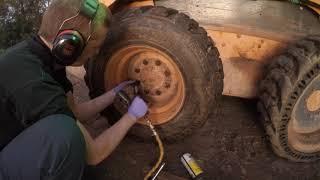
128, 96, 148, 120
113, 80, 136, 94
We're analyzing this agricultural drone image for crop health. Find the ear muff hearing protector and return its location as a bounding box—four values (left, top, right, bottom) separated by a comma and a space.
52, 0, 99, 66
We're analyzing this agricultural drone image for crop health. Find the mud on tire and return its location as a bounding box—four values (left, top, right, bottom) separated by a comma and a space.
258, 36, 320, 162
84, 6, 223, 142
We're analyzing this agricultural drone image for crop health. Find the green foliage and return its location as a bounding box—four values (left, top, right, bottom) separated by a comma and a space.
0, 49, 4, 55
0, 0, 50, 49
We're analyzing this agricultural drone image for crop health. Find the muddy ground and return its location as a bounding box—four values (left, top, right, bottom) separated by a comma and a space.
68, 73, 320, 180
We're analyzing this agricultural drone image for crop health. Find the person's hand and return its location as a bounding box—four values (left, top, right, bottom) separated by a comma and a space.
128, 96, 148, 121
113, 80, 136, 94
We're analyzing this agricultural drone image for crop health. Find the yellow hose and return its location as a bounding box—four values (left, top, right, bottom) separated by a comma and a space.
144, 119, 164, 180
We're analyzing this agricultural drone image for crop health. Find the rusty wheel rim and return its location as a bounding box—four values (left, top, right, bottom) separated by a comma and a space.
105, 45, 186, 125
288, 120, 320, 153
288, 85, 320, 153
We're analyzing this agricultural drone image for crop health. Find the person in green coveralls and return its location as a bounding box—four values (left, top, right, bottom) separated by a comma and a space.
0, 0, 148, 179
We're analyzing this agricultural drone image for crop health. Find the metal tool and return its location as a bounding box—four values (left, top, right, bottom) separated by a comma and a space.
115, 81, 165, 180
116, 81, 140, 107
151, 163, 166, 180
114, 81, 142, 115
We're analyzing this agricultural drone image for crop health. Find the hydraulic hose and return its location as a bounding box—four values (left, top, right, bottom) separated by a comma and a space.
144, 118, 164, 180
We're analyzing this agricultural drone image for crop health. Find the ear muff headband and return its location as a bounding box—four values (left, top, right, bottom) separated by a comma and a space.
51, 0, 99, 66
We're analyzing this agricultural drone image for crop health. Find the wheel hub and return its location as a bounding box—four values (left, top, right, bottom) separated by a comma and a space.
128, 57, 178, 108
306, 90, 320, 112
105, 45, 186, 125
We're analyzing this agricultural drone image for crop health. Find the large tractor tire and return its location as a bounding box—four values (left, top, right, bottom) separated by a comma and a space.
84, 6, 223, 141
258, 36, 320, 162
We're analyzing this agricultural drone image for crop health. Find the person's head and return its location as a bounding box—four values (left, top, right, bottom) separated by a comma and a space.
38, 0, 111, 66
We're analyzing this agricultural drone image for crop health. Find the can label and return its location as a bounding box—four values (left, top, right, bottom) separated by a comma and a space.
181, 153, 203, 178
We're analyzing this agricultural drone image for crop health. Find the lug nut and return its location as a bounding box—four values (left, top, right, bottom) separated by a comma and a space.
143, 60, 149, 65
155, 60, 162, 66
135, 68, 140, 73
164, 71, 171, 77
165, 83, 171, 89
156, 90, 162, 96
